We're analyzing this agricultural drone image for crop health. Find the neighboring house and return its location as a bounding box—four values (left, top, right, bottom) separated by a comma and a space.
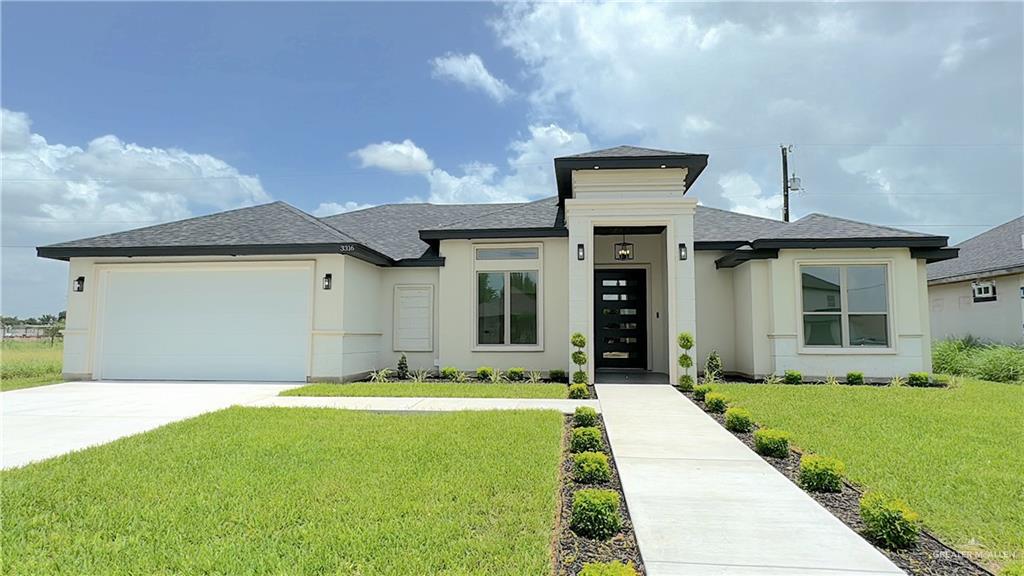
1, 324, 56, 339
928, 215, 1024, 344
38, 146, 957, 383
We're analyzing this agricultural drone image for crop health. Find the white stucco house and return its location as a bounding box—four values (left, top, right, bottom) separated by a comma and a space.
38, 146, 958, 384
928, 215, 1024, 344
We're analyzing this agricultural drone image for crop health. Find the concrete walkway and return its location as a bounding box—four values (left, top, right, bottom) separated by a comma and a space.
251, 395, 600, 414
597, 384, 903, 576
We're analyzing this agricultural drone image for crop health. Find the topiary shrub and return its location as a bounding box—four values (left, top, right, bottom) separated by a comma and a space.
396, 353, 410, 380
571, 332, 588, 385
907, 372, 931, 387
571, 332, 587, 349
704, 392, 728, 413
573, 451, 612, 484
476, 366, 494, 380
568, 383, 590, 399
692, 384, 712, 401
783, 370, 802, 384
580, 561, 637, 576
724, 407, 753, 432
705, 350, 722, 379
676, 374, 694, 392
570, 489, 621, 540
799, 454, 845, 492
573, 406, 599, 428
506, 367, 526, 382
677, 331, 695, 390
753, 428, 791, 458
846, 371, 864, 386
860, 491, 921, 550
548, 368, 567, 382
439, 366, 460, 380
571, 427, 604, 453
571, 351, 588, 367
572, 370, 589, 384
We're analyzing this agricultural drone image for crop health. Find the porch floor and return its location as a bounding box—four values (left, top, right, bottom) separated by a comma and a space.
595, 370, 669, 384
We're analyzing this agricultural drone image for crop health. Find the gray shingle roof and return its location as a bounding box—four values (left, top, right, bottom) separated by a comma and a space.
766, 213, 932, 240
43, 201, 354, 249
422, 197, 561, 231
564, 145, 701, 158
693, 206, 786, 243
928, 215, 1024, 282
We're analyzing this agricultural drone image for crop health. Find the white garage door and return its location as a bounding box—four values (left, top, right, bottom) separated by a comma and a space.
96, 264, 312, 381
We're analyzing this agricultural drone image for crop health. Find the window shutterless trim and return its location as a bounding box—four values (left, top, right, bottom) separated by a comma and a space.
796, 261, 895, 354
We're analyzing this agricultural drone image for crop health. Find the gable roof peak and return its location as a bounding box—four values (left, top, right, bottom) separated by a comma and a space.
562, 144, 699, 159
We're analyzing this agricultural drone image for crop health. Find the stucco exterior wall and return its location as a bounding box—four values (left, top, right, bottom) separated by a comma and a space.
378, 267, 440, 371
929, 273, 1024, 344
694, 251, 735, 374
436, 238, 570, 372
339, 256, 382, 379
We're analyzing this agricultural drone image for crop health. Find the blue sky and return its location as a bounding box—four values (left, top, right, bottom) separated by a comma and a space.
3, 2, 1022, 316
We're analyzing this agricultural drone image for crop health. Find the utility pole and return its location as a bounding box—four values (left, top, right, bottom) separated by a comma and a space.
781, 144, 791, 222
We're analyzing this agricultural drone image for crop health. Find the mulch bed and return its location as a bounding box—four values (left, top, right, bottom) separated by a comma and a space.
553, 414, 645, 576
680, 389, 993, 576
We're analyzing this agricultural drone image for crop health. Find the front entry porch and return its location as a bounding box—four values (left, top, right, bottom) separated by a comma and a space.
595, 369, 670, 384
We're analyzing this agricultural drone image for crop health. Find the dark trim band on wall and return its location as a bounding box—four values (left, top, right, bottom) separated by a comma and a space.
909, 247, 959, 264
750, 236, 948, 250
714, 249, 779, 269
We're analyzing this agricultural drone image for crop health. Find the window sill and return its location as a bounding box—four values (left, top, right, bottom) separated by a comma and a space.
797, 346, 897, 355
472, 345, 544, 353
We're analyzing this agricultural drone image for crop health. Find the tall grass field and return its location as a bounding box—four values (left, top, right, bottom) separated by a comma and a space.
1, 340, 63, 391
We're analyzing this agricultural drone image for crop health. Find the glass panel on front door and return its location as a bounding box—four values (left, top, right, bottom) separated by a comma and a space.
594, 269, 647, 369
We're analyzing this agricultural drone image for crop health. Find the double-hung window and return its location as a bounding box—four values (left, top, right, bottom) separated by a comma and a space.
801, 264, 890, 348
475, 246, 541, 347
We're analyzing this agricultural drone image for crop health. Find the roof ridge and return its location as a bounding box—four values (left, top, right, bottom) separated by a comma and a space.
696, 204, 785, 225
436, 197, 548, 229
953, 214, 1024, 247
275, 201, 360, 242
797, 212, 937, 238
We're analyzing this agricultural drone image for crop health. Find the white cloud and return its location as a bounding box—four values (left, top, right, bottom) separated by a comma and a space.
430, 53, 514, 103
939, 36, 991, 73
1, 108, 269, 316
351, 139, 434, 173
312, 201, 374, 217
683, 115, 716, 134
719, 171, 782, 220
357, 123, 590, 205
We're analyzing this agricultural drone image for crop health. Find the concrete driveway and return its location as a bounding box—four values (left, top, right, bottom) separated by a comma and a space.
1, 381, 298, 469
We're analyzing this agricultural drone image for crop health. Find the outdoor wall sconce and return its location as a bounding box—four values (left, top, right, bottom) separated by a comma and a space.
577, 243, 585, 261
73, 276, 85, 292
614, 234, 634, 261
322, 273, 332, 290
678, 242, 688, 261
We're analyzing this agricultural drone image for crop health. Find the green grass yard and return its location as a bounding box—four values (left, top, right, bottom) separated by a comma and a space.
2, 407, 565, 575
709, 379, 1024, 571
1, 339, 63, 391
284, 381, 570, 398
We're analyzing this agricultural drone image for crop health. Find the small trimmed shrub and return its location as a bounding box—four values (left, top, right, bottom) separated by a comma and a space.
677, 332, 694, 350
571, 427, 604, 453
573, 451, 612, 484
846, 371, 864, 386
783, 370, 802, 384
571, 350, 588, 367
705, 350, 722, 378
692, 384, 712, 401
724, 407, 754, 432
569, 383, 590, 399
572, 370, 589, 384
396, 353, 410, 380
439, 366, 460, 380
476, 366, 494, 380
506, 367, 526, 382
676, 374, 694, 391
579, 561, 637, 576
860, 491, 921, 550
678, 354, 693, 369
549, 368, 567, 382
704, 392, 728, 413
571, 332, 587, 349
907, 372, 931, 387
753, 428, 791, 458
570, 489, 622, 540
799, 454, 845, 492
573, 406, 599, 428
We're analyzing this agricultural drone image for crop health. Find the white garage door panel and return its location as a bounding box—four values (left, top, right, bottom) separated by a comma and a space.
98, 266, 312, 381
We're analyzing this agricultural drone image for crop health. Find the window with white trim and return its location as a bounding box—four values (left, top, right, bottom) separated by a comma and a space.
801, 264, 889, 348
475, 245, 541, 347
971, 281, 996, 303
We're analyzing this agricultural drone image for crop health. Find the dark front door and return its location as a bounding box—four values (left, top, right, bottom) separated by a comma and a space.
595, 269, 647, 369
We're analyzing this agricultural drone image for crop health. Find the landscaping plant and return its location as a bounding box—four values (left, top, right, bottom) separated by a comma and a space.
724, 407, 753, 432
573, 406, 599, 428
527, 370, 543, 384
798, 454, 845, 492
677, 331, 694, 389
488, 369, 505, 384
704, 392, 728, 413
704, 349, 722, 380
411, 369, 430, 383
579, 561, 638, 576
860, 491, 921, 550
692, 384, 712, 402
783, 370, 802, 384
762, 374, 783, 385
568, 382, 590, 399
507, 367, 525, 382
570, 489, 622, 540
888, 375, 906, 387
571, 332, 588, 385
396, 353, 410, 380
846, 371, 864, 386
548, 368, 567, 383
572, 452, 612, 484
753, 428, 791, 458
476, 366, 494, 381
369, 368, 392, 383
907, 372, 931, 387
440, 366, 460, 380
822, 374, 840, 386
571, 427, 604, 453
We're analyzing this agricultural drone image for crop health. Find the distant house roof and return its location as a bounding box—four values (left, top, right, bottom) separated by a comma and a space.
928, 215, 1024, 283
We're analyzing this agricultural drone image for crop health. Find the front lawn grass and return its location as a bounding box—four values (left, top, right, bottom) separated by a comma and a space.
710, 378, 1023, 571
1, 340, 63, 391
284, 381, 570, 398
2, 407, 565, 575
